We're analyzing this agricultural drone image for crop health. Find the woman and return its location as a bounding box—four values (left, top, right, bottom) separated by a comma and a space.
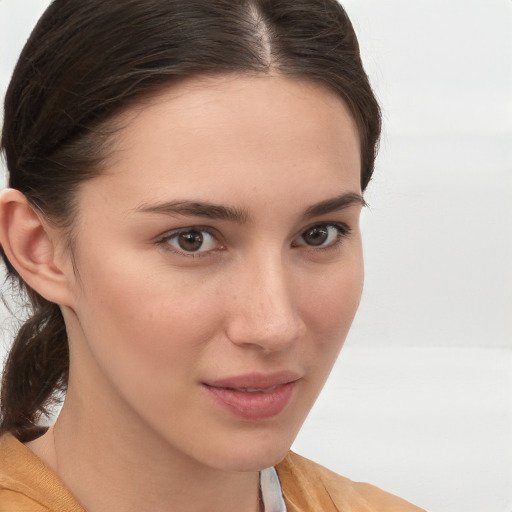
0, 0, 425, 510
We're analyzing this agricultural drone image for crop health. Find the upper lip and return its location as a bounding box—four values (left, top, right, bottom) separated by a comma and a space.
204, 371, 301, 390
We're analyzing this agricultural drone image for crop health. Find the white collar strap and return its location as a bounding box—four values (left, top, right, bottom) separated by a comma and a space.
260, 467, 287, 512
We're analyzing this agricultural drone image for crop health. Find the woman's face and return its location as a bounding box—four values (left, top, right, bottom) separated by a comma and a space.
63, 75, 364, 471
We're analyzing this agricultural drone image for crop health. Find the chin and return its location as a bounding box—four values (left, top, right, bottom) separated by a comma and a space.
211, 447, 291, 473
202, 428, 299, 473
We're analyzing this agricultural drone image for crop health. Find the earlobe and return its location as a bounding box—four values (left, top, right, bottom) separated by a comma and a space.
0, 188, 74, 306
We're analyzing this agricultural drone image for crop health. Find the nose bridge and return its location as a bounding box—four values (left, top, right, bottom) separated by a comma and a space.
226, 250, 303, 351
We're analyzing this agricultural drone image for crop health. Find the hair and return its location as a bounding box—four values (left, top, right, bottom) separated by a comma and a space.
0, 0, 381, 439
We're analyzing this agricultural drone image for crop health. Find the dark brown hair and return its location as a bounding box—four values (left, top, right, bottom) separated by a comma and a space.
0, 0, 381, 439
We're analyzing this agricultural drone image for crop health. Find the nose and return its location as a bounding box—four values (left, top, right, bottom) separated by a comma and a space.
224, 253, 305, 352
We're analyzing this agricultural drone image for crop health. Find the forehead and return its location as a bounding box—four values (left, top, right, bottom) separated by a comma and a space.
81, 74, 362, 213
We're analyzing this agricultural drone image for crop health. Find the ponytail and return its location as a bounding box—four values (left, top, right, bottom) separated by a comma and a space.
0, 286, 68, 440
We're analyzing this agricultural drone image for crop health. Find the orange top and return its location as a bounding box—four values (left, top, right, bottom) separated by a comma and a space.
0, 433, 425, 511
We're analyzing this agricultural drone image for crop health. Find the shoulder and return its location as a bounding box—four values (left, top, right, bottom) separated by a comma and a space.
275, 451, 427, 512
0, 432, 83, 511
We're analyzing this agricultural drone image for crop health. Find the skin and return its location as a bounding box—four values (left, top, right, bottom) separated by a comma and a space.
4, 74, 364, 512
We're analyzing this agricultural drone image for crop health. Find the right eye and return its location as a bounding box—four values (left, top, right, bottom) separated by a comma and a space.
159, 228, 222, 256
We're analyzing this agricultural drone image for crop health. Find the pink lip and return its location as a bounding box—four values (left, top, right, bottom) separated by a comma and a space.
203, 371, 300, 421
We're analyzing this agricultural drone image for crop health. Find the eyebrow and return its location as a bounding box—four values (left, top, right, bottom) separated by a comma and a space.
136, 201, 248, 223
303, 192, 367, 219
136, 192, 366, 223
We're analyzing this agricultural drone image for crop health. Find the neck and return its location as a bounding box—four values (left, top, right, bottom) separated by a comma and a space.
27, 384, 262, 512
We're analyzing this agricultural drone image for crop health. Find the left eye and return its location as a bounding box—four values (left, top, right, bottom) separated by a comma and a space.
294, 224, 347, 248
163, 229, 219, 254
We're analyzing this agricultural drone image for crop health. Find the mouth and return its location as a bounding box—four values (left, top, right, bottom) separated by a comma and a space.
231, 385, 280, 393
202, 372, 300, 421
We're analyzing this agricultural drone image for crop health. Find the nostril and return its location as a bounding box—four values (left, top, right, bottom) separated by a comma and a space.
225, 305, 303, 352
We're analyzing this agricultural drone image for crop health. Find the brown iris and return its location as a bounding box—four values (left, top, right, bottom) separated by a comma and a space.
178, 230, 204, 251
302, 226, 329, 246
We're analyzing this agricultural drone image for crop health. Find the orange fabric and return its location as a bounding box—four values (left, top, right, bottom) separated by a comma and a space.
0, 432, 426, 511
276, 451, 426, 512
0, 433, 83, 511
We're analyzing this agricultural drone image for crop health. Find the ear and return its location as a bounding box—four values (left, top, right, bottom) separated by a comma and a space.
0, 188, 75, 306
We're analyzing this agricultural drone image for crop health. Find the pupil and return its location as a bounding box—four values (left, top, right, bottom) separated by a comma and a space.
304, 226, 328, 246
178, 231, 203, 251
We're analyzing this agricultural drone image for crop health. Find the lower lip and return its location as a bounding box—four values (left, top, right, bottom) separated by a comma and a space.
203, 381, 296, 421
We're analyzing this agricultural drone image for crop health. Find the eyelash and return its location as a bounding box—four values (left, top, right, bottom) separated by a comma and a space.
156, 222, 351, 258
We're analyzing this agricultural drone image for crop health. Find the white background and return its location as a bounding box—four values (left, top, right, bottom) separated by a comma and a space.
1, 1, 511, 511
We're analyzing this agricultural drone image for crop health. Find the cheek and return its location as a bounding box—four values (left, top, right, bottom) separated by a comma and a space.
72, 250, 221, 383
70, 276, 224, 425
301, 255, 363, 342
